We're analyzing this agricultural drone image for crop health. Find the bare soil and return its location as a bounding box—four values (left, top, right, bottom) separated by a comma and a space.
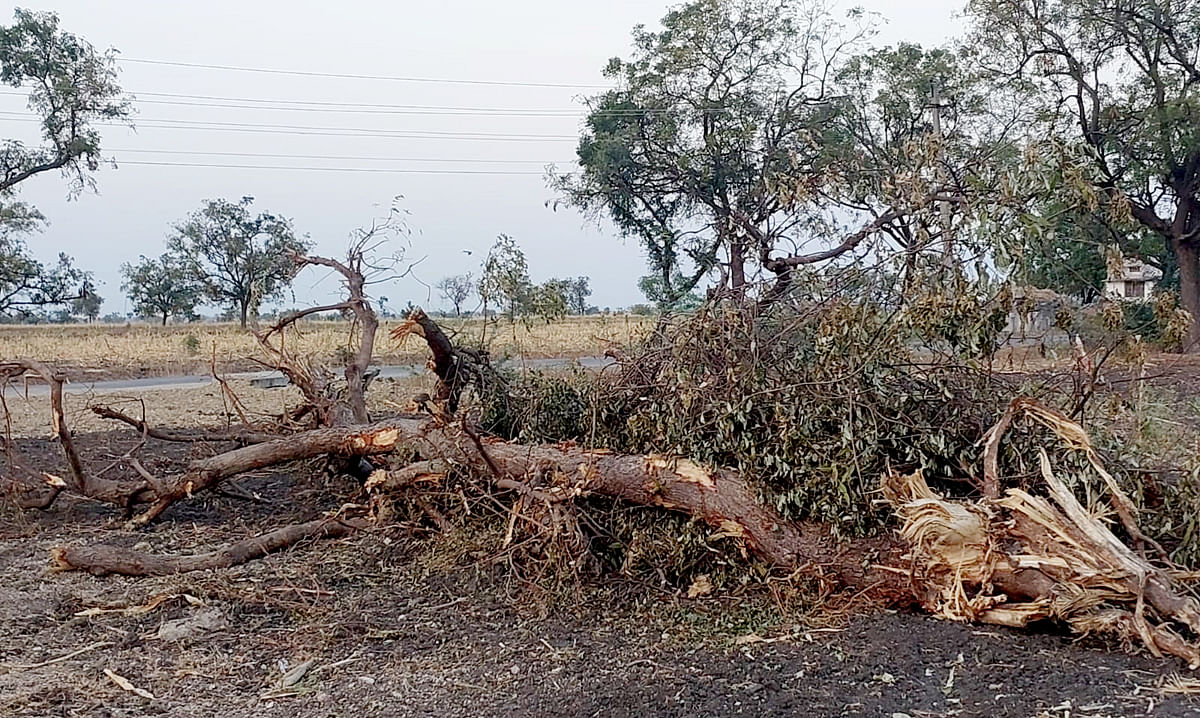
1, 432, 1199, 717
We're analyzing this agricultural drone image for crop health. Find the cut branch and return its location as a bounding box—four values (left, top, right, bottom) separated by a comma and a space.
91, 405, 277, 445
52, 517, 367, 576
126, 417, 422, 527
0, 361, 149, 508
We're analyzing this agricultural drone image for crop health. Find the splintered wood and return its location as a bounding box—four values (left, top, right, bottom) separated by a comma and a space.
886, 397, 1200, 667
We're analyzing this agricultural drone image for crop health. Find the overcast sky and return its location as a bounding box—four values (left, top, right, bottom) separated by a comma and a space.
5, 0, 964, 316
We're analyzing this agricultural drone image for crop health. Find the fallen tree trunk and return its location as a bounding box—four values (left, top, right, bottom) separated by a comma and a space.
127, 413, 812, 566
52, 517, 367, 576
126, 416, 424, 527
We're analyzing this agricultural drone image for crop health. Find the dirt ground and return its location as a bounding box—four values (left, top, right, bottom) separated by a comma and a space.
2, 348, 1200, 717
1, 433, 1199, 718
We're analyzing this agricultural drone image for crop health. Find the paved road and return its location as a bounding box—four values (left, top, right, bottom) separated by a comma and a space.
1, 356, 613, 397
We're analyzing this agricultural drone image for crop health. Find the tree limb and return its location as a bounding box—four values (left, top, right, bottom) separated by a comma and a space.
51, 517, 368, 576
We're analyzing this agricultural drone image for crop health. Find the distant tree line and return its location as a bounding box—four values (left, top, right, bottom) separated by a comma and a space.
437, 235, 593, 322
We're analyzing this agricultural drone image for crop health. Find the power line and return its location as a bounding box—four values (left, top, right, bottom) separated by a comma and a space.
114, 115, 578, 138
117, 160, 555, 175
109, 148, 573, 164
119, 56, 613, 90
130, 97, 586, 117
0, 89, 714, 117
122, 90, 601, 113
0, 114, 578, 142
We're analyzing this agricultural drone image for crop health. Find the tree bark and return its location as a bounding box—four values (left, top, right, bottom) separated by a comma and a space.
127, 418, 421, 526
1176, 238, 1200, 352
52, 517, 367, 576
729, 234, 746, 298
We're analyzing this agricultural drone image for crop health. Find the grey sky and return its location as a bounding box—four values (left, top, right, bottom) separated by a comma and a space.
5, 0, 964, 316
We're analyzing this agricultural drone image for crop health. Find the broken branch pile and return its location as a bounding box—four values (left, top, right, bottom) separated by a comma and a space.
5, 242, 1199, 668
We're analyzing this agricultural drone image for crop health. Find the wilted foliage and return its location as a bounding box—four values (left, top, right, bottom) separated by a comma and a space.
472, 265, 1200, 570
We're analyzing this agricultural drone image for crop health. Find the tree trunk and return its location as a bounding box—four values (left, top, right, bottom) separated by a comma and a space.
1176, 239, 1200, 352
161, 310, 168, 326
729, 235, 746, 299
239, 300, 250, 329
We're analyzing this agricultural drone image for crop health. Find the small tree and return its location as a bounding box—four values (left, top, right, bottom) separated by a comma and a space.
478, 235, 531, 323
566, 276, 591, 315
0, 232, 92, 317
532, 278, 571, 323
69, 291, 102, 322
168, 197, 310, 328
121, 254, 201, 326
436, 273, 474, 316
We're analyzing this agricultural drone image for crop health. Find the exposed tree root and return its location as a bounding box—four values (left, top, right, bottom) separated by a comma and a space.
886, 398, 1200, 667
51, 517, 367, 576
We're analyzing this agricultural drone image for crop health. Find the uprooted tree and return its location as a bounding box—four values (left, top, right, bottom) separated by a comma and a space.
3, 219, 1200, 668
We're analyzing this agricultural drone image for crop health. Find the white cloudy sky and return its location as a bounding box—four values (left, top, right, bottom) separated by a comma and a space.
4, 0, 964, 315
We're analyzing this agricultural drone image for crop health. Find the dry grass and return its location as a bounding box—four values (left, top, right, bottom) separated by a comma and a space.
1, 374, 435, 439
0, 315, 651, 376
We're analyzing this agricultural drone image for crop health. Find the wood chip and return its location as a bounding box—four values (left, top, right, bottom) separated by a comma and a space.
105, 668, 155, 699
279, 658, 315, 688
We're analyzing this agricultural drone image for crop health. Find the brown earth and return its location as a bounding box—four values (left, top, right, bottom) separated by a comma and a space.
2, 432, 1200, 717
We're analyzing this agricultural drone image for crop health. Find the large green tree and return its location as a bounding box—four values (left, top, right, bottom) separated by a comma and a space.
553, 0, 878, 305
121, 253, 201, 325
554, 1, 1020, 307
967, 0, 1200, 349
0, 9, 129, 318
168, 197, 310, 328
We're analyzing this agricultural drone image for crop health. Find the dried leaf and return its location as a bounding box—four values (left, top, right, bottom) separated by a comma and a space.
686, 574, 713, 599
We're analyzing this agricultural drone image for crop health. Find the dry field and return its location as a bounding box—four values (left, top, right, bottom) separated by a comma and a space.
0, 315, 651, 380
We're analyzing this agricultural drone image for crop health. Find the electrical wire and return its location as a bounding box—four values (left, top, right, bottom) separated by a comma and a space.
119, 56, 613, 89
116, 160, 556, 175
0, 113, 578, 141
0, 89, 719, 117
108, 148, 572, 164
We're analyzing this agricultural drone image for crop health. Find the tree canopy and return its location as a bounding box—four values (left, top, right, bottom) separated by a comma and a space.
0, 9, 129, 318
167, 197, 310, 328
121, 253, 202, 326
966, 0, 1200, 347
